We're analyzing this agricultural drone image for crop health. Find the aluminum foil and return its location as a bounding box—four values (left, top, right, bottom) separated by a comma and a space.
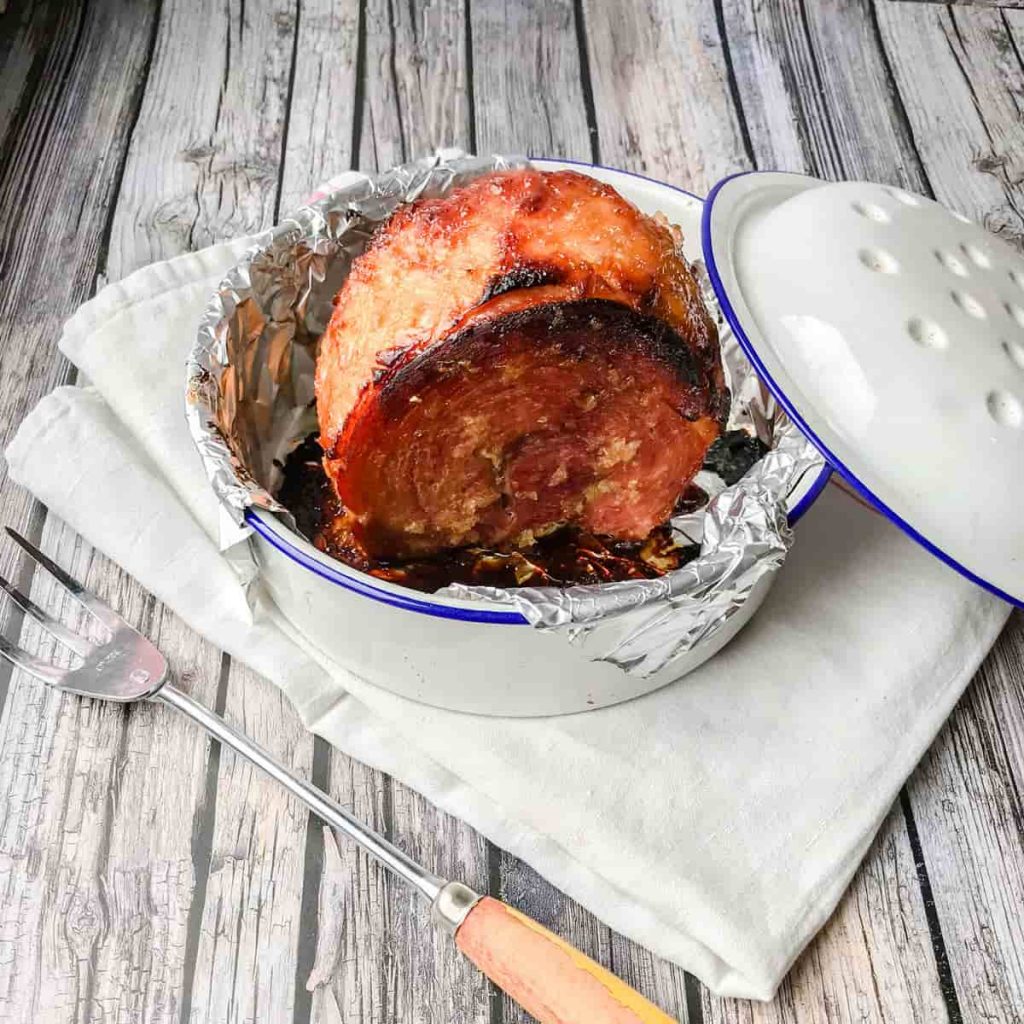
188, 151, 825, 678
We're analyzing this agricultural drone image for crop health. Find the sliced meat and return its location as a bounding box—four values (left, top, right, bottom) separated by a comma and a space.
332, 300, 721, 558
316, 168, 724, 455
315, 167, 727, 560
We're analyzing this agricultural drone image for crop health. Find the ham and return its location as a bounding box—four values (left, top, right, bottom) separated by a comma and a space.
315, 168, 727, 560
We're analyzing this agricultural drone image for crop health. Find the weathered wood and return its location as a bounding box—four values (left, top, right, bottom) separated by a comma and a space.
2, 2, 1024, 1022
581, 0, 749, 192
878, 1, 1024, 242
188, 660, 313, 1024
87, 3, 321, 1023
702, 802, 949, 1024
298, 9, 489, 1014
277, 0, 362, 213
0, 519, 223, 1022
895, 2, 1024, 9
0, 1, 319, 1022
305, 755, 491, 1023
470, 0, 593, 160
874, 4, 1024, 1019
902, 614, 1024, 1024
0, 4, 164, 1017
718, 0, 925, 185
0, 0, 64, 152
359, 0, 472, 170
467, 4, 706, 1019
105, 0, 297, 277
0, 0, 156, 641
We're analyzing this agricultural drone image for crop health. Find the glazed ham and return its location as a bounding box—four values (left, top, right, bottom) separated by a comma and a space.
315, 168, 727, 560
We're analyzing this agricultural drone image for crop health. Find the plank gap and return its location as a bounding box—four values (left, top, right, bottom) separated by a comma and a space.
350, 0, 368, 171
93, 0, 163, 281
0, 500, 49, 716
272, 0, 303, 222
463, 0, 477, 155
866, 0, 934, 196
572, 0, 600, 164
713, 0, 755, 168
684, 971, 705, 1024
177, 651, 232, 1024
291, 733, 332, 1024
899, 788, 964, 1024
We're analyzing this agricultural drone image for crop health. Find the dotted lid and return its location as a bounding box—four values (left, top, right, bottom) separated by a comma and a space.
703, 171, 1024, 606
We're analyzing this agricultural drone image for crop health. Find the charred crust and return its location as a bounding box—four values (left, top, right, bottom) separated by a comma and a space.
479, 263, 565, 303
374, 299, 715, 419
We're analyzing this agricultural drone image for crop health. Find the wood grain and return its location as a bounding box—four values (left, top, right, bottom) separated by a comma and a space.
878, 1, 1024, 242
703, 3, 960, 1020
105, 0, 298, 277
6, 2, 316, 1022
581, 0, 749, 192
1, 2, 1024, 1023
0, 0, 156, 642
719, 0, 925, 185
305, 756, 491, 1023
470, 0, 593, 160
467, 5, 701, 1019
874, 4, 1024, 1020
359, 0, 472, 171
92, 3, 322, 1023
702, 803, 949, 1024
290, 5, 490, 1021
903, 614, 1024, 1024
188, 661, 312, 1023
0, 519, 222, 1022
277, 0, 361, 213
0, 4, 164, 1012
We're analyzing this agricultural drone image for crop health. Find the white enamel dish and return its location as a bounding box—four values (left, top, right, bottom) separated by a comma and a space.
704, 172, 1024, 606
243, 159, 832, 717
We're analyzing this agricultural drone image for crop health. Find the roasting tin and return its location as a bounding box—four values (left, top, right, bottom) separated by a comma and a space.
187, 152, 827, 704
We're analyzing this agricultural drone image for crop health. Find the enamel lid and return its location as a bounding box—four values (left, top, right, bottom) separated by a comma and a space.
703, 172, 1024, 606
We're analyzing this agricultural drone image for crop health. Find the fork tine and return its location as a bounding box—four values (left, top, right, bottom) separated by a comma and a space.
0, 633, 70, 686
0, 572, 95, 659
5, 528, 118, 634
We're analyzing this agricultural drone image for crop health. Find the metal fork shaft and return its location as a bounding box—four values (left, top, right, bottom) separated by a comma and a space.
156, 682, 444, 901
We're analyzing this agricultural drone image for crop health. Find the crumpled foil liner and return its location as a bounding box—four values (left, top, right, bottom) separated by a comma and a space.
188, 150, 825, 678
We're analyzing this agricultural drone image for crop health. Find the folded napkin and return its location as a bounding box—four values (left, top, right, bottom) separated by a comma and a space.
6, 226, 1009, 1002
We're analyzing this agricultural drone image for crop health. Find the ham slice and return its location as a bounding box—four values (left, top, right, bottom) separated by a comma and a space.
315, 168, 727, 559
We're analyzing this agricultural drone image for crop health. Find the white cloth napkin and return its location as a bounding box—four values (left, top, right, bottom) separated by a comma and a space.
5, 232, 1009, 1002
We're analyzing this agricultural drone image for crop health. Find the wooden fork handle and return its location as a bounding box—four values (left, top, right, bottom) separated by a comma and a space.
455, 896, 678, 1024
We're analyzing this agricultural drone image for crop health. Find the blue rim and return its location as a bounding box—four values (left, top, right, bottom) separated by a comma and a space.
246, 508, 529, 623
250, 159, 833, 624
702, 170, 1022, 609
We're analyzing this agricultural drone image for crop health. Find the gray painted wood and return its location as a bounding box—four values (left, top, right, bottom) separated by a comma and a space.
705, 3, 954, 1020
0, 519, 223, 1022
470, 0, 593, 160
278, 0, 361, 214
874, 4, 1024, 1020
582, 0, 749, 192
0, 1, 1023, 1022
702, 803, 950, 1024
306, 759, 491, 1023
0, 0, 156, 651
4, 2, 315, 1023
105, 0, 298, 276
904, 615, 1024, 1024
359, 0, 472, 170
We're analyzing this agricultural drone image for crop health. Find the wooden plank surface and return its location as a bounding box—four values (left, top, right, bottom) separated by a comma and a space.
1, 1, 1023, 1022
0, 1, 167, 1015
874, 4, 1024, 1021
72, 3, 313, 1023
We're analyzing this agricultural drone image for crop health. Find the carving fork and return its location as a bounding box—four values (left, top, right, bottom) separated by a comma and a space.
0, 527, 676, 1024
